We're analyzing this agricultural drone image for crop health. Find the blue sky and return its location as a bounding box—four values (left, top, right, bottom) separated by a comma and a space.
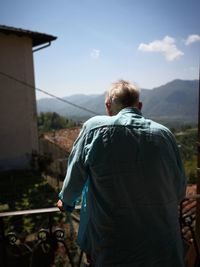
1, 0, 200, 99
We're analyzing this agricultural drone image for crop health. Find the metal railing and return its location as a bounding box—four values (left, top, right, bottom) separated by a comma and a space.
0, 206, 82, 267
0, 195, 200, 267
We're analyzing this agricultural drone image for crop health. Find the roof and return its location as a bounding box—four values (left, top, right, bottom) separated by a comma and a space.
42, 127, 81, 154
0, 25, 57, 47
181, 185, 198, 242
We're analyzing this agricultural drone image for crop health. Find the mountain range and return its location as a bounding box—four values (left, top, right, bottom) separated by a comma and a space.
37, 79, 199, 127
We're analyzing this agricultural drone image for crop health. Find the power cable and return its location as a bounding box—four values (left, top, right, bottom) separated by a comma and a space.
0, 71, 99, 115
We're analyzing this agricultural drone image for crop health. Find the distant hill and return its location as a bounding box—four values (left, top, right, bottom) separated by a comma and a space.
37, 79, 198, 126
141, 79, 198, 126
37, 94, 106, 121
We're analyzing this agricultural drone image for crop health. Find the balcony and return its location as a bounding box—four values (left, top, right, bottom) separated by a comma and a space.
0, 206, 85, 267
0, 195, 199, 267
0, 170, 86, 267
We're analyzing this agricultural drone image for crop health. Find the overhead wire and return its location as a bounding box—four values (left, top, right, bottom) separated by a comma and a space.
0, 71, 99, 116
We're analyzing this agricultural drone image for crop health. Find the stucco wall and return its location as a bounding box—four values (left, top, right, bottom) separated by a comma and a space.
0, 33, 39, 170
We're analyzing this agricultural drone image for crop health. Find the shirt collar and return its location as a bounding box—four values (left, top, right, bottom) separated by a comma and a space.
118, 107, 143, 116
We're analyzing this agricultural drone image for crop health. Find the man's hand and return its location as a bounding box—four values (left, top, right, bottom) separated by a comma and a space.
57, 199, 65, 211
57, 199, 75, 212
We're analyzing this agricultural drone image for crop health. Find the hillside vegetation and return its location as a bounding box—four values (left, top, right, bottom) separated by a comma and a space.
175, 127, 197, 184
38, 112, 79, 133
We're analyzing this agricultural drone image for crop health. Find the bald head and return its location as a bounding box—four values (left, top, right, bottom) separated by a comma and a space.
105, 80, 142, 116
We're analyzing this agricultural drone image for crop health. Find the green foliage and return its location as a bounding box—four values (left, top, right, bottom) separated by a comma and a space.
175, 127, 197, 184
38, 112, 78, 133
0, 171, 58, 233
31, 151, 53, 173
0, 172, 57, 209
0, 171, 80, 265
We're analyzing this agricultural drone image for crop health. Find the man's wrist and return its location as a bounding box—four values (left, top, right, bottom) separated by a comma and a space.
58, 192, 76, 212
62, 202, 75, 212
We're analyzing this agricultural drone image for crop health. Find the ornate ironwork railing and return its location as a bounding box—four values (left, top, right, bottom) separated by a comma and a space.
0, 195, 200, 267
0, 206, 82, 267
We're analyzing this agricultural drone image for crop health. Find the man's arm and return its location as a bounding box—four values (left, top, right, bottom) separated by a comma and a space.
57, 126, 88, 212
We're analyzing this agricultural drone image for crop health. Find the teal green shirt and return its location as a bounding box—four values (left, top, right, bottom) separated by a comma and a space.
59, 107, 186, 267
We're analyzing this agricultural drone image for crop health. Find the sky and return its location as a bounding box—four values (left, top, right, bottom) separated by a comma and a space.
0, 0, 200, 99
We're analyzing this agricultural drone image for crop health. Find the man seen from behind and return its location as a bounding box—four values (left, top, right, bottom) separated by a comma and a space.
57, 80, 186, 267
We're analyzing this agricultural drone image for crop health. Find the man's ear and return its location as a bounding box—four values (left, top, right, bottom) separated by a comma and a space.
105, 101, 112, 116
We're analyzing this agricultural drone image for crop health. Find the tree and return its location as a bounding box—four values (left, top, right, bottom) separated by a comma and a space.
175, 128, 197, 184
37, 112, 78, 133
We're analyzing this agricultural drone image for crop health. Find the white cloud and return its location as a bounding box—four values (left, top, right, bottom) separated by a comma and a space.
90, 49, 100, 59
138, 36, 184, 61
185, 34, 200, 45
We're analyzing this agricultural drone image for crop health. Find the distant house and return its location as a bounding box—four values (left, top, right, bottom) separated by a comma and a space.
0, 25, 57, 170
39, 127, 81, 177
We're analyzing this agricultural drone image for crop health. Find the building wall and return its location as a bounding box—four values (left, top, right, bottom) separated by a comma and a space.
0, 33, 39, 170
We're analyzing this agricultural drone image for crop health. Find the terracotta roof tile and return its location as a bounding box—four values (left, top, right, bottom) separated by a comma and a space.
43, 127, 81, 154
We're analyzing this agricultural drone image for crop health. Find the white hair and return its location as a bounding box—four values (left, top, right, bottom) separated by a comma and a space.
105, 80, 140, 115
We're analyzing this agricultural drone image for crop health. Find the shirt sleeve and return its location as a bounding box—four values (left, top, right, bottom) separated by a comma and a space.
58, 125, 88, 211
168, 130, 187, 202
